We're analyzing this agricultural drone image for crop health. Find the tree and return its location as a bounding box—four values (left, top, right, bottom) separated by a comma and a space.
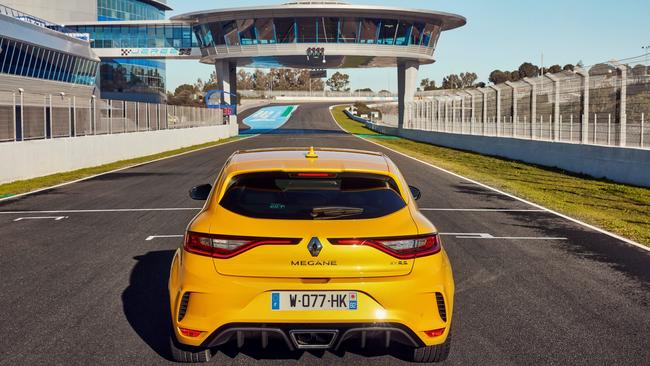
518, 62, 540, 78
420, 78, 437, 91
168, 84, 201, 106
459, 72, 478, 88
489, 70, 510, 84
563, 64, 575, 72
236, 70, 254, 90
475, 82, 487, 88
326, 71, 350, 92
509, 70, 521, 81
442, 74, 463, 89
355, 88, 373, 92
547, 64, 563, 74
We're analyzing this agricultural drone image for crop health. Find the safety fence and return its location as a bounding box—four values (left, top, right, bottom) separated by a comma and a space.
380, 56, 650, 149
0, 92, 224, 142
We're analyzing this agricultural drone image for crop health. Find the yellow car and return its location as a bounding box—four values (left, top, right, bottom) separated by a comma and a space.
168, 147, 454, 363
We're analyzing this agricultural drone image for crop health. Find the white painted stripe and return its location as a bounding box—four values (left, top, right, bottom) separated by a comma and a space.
13, 216, 68, 222
0, 208, 201, 214
0, 135, 257, 204
0, 207, 545, 215
328, 106, 649, 252
439, 232, 567, 240
145, 235, 184, 241
421, 208, 545, 212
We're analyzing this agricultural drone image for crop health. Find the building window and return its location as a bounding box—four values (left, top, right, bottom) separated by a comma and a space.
255, 18, 275, 44
339, 18, 360, 43
274, 18, 296, 43
0, 37, 99, 85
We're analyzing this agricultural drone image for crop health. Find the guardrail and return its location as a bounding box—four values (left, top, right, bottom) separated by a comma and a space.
0, 91, 224, 143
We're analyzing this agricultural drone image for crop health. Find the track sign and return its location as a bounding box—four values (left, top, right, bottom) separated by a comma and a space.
310, 70, 327, 78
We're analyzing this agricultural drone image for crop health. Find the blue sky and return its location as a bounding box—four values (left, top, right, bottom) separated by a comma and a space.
165, 0, 650, 92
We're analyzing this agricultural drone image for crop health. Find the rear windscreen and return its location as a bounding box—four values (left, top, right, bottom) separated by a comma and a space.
219, 172, 406, 220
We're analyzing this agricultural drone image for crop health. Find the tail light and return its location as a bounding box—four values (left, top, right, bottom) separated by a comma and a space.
424, 328, 446, 337
179, 328, 203, 337
329, 234, 441, 259
184, 232, 301, 259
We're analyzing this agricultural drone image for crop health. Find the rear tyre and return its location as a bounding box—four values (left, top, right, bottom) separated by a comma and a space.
411, 331, 452, 363
169, 335, 211, 363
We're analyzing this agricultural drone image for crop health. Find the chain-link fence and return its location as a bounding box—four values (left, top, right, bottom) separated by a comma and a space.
381, 56, 650, 150
0, 93, 226, 143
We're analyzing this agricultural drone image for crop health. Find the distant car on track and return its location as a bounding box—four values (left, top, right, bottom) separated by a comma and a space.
168, 147, 454, 363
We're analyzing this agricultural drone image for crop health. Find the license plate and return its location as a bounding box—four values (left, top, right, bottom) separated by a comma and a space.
271, 291, 358, 311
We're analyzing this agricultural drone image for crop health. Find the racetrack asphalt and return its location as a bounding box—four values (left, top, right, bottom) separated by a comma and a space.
0, 103, 648, 365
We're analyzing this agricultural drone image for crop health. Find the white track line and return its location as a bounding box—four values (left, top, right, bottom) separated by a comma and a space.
0, 208, 201, 214
146, 235, 184, 241
439, 233, 567, 240
328, 106, 649, 252
0, 207, 544, 215
0, 135, 256, 204
421, 208, 545, 212
13, 216, 68, 222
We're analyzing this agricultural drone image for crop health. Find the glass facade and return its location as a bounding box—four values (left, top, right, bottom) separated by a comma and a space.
94, 0, 168, 102
193, 17, 442, 49
97, 0, 165, 21
0, 36, 98, 85
68, 24, 197, 49
99, 59, 164, 94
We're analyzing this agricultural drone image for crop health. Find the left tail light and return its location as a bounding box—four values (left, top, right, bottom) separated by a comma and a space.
184, 232, 301, 259
329, 234, 441, 259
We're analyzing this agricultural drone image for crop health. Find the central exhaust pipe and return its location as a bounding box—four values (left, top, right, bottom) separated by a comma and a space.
289, 330, 339, 349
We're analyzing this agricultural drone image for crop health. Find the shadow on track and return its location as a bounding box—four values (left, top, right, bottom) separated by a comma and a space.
214, 339, 416, 363
122, 250, 176, 361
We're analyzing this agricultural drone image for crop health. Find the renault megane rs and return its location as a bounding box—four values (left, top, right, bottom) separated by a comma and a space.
168, 147, 454, 363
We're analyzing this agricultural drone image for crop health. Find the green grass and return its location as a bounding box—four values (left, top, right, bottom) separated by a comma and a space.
331, 107, 380, 135
0, 136, 242, 198
331, 106, 650, 246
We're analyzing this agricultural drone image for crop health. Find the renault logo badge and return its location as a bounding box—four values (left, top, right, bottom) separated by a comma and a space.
307, 237, 322, 257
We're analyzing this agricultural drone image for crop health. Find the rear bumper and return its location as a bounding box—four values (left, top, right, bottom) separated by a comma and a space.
201, 322, 424, 350
168, 249, 455, 349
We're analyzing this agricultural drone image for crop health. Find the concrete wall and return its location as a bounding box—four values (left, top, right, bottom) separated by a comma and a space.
0, 124, 238, 184
362, 121, 650, 188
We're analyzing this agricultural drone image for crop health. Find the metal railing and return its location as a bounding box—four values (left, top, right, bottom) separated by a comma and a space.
378, 56, 650, 149
0, 91, 225, 143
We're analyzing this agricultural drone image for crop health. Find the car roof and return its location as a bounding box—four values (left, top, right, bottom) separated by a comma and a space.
225, 147, 390, 174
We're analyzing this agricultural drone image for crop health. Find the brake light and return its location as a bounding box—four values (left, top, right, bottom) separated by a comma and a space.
293, 172, 337, 178
330, 234, 441, 259
184, 232, 301, 259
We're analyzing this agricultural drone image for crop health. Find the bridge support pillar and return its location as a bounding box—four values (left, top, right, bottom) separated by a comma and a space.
397, 61, 419, 129
215, 60, 238, 125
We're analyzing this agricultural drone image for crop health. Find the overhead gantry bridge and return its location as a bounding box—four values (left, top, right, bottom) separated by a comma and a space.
65, 1, 465, 124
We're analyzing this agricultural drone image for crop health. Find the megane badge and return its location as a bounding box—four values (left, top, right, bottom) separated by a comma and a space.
308, 237, 323, 257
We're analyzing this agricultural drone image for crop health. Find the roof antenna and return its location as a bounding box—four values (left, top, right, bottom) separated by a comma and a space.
305, 146, 318, 158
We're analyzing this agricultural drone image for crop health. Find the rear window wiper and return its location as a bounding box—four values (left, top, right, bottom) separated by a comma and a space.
311, 207, 365, 220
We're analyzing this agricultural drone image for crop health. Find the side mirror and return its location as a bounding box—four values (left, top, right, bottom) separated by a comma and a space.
189, 184, 212, 201
409, 186, 422, 201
